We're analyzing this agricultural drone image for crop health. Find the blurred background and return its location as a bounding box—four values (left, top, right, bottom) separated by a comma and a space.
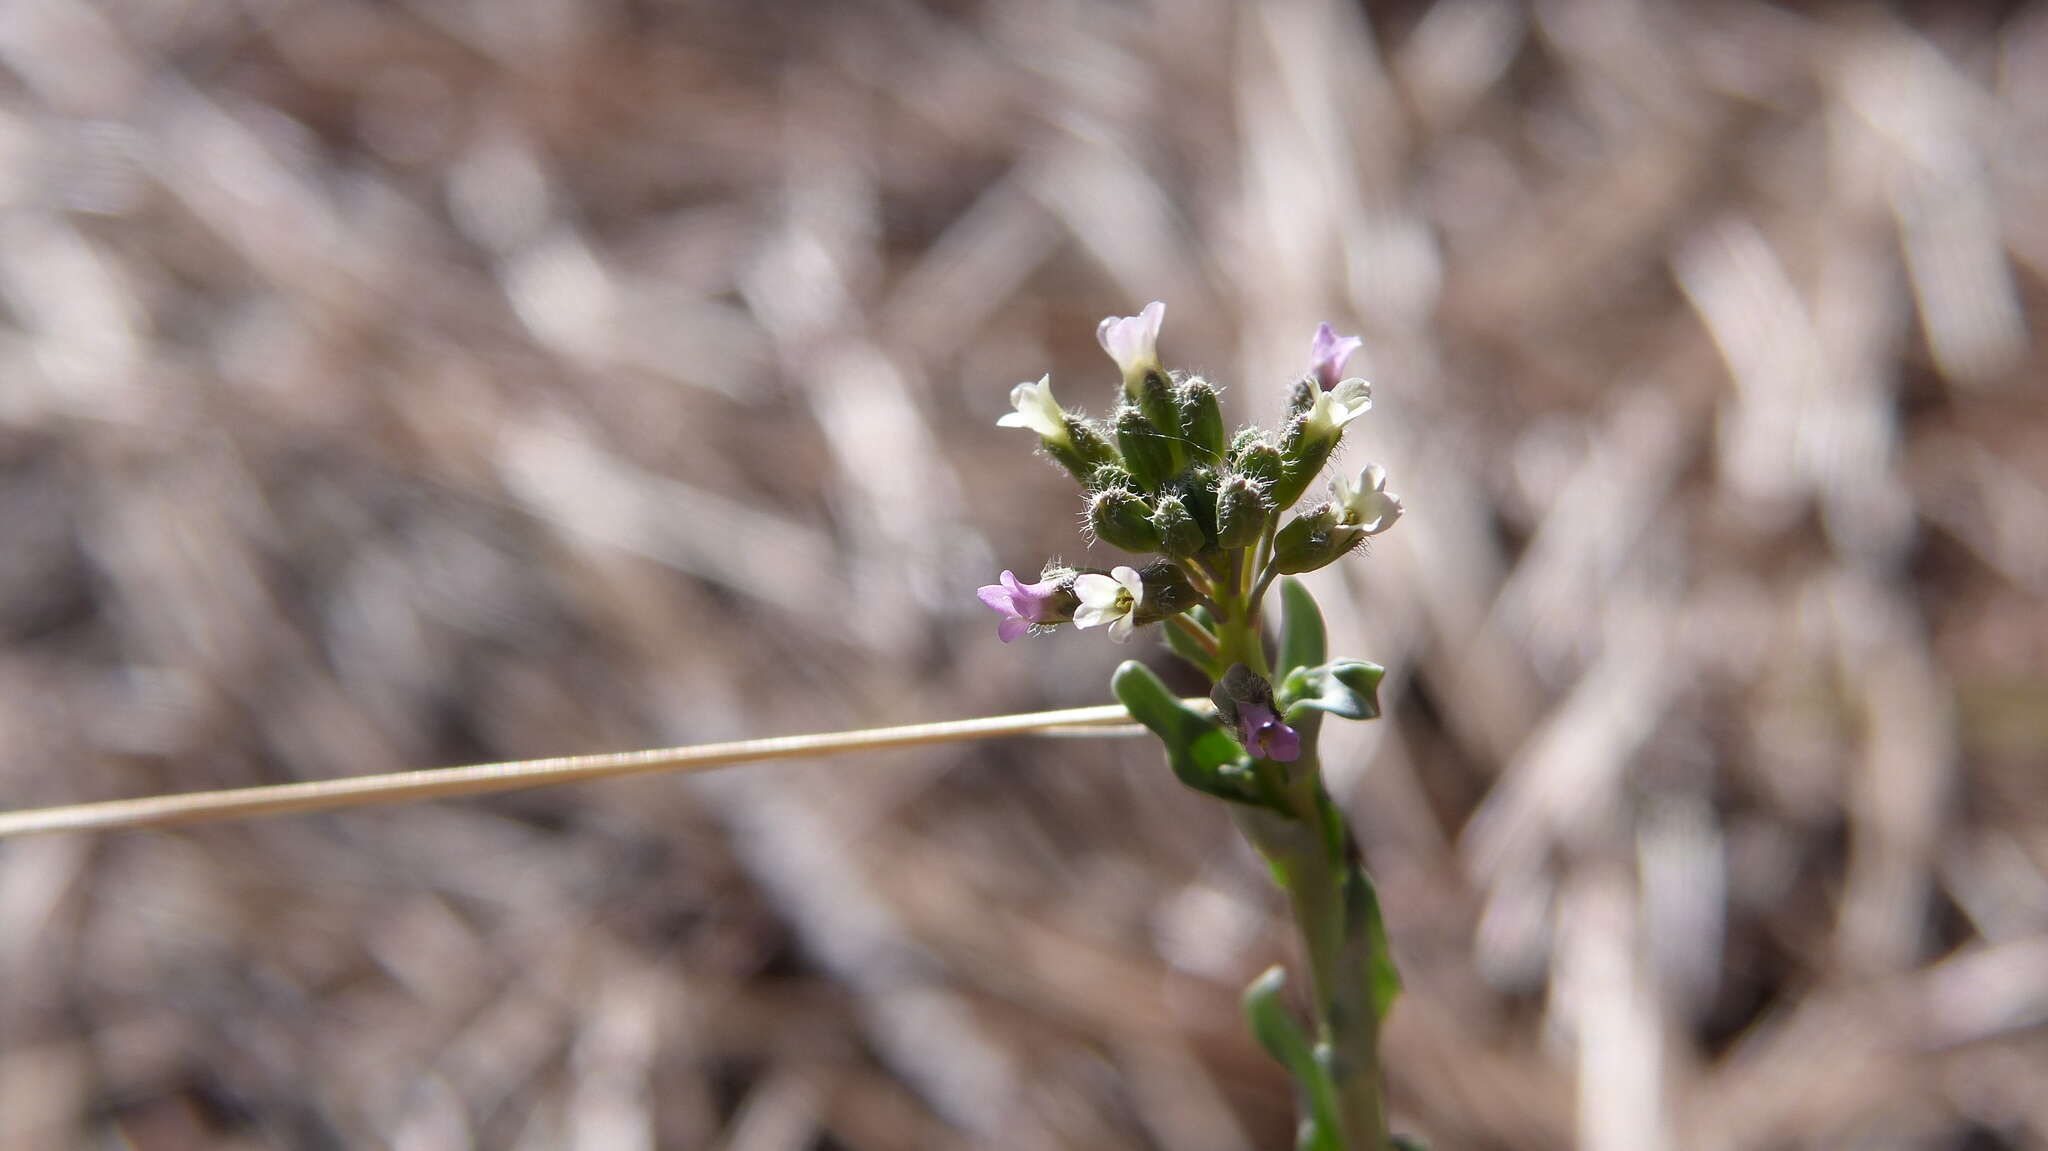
0, 0, 2043, 1147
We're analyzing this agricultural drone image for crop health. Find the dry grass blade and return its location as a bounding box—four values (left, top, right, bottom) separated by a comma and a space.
0, 702, 1187, 839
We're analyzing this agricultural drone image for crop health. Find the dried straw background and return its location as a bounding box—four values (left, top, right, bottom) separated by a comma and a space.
1, 0, 2045, 1147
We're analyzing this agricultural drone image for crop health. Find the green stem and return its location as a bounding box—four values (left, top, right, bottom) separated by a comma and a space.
1233, 771, 1390, 1149
1167, 612, 1221, 658
1214, 606, 1270, 680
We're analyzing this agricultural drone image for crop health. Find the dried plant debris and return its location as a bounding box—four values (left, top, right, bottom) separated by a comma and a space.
0, 1, 2044, 1148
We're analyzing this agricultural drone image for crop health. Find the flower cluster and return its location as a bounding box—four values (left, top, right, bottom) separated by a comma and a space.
975, 303, 1401, 766
978, 304, 1411, 1146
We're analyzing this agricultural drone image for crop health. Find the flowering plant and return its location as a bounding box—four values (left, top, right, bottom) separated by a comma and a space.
980, 305, 1410, 1150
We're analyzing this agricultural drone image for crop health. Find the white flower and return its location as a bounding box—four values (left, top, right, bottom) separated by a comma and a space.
1096, 301, 1166, 386
1303, 377, 1372, 440
1332, 464, 1402, 534
996, 374, 1069, 443
1072, 564, 1146, 643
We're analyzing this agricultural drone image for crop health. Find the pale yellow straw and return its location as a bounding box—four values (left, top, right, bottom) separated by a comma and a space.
0, 701, 1201, 840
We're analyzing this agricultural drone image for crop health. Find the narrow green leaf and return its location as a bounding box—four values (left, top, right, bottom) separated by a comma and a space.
1276, 577, 1326, 681
1111, 661, 1257, 804
1243, 967, 1345, 1151
1345, 864, 1403, 1019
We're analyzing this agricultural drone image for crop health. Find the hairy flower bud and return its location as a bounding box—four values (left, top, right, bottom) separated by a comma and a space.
1273, 413, 1334, 508
1271, 503, 1363, 574
1175, 465, 1222, 543
1285, 377, 1318, 419
1214, 473, 1270, 549
1131, 560, 1198, 624
1043, 419, 1120, 485
1152, 493, 1205, 559
1115, 405, 1179, 492
1086, 460, 1135, 493
1178, 377, 1226, 463
1231, 437, 1286, 494
1090, 487, 1163, 553
1138, 370, 1188, 476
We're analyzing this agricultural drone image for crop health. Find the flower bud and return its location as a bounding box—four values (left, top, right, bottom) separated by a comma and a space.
1132, 560, 1198, 624
1178, 377, 1226, 463
1090, 487, 1163, 553
1285, 377, 1317, 419
1115, 405, 1179, 492
1214, 473, 1270, 549
1272, 412, 1334, 508
1043, 419, 1120, 485
1151, 493, 1206, 558
1271, 503, 1363, 574
1231, 437, 1286, 494
1176, 465, 1221, 540
1086, 460, 1135, 493
1138, 370, 1188, 476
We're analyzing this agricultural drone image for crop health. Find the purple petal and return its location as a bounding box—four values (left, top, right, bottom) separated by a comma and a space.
977, 580, 1018, 615
1260, 721, 1302, 763
997, 615, 1033, 643
1310, 322, 1364, 390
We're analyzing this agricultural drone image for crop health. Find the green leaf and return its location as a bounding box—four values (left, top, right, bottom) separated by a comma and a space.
1344, 864, 1403, 1019
1242, 967, 1344, 1151
1281, 660, 1385, 724
1111, 661, 1257, 804
1276, 577, 1326, 681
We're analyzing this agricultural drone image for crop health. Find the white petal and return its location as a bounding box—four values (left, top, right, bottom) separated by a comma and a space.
1073, 573, 1121, 609
1111, 565, 1146, 610
1137, 300, 1165, 340
1106, 612, 1136, 643
1360, 462, 1387, 492
1073, 603, 1113, 630
1359, 491, 1403, 533
1098, 303, 1166, 374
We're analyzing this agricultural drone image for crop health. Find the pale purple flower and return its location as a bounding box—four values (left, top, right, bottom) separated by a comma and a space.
1332, 464, 1402, 534
1310, 323, 1364, 391
977, 570, 1065, 642
1302, 323, 1372, 439
1236, 701, 1302, 762
1072, 564, 1146, 643
1097, 301, 1166, 388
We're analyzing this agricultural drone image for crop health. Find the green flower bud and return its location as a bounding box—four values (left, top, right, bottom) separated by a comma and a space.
1231, 438, 1286, 493
1273, 412, 1334, 508
1152, 493, 1206, 558
1285, 376, 1317, 418
1090, 487, 1163, 553
1271, 503, 1363, 574
1116, 405, 1179, 492
1178, 377, 1226, 463
1139, 370, 1188, 476
1214, 474, 1271, 549
1177, 465, 1221, 540
1044, 419, 1120, 485
1086, 460, 1135, 493
1132, 560, 1199, 624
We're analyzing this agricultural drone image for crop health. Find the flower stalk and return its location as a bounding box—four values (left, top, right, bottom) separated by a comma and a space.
981, 306, 1408, 1149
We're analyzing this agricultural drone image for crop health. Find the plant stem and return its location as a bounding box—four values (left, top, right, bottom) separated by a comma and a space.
1234, 774, 1391, 1149
1167, 612, 1221, 658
